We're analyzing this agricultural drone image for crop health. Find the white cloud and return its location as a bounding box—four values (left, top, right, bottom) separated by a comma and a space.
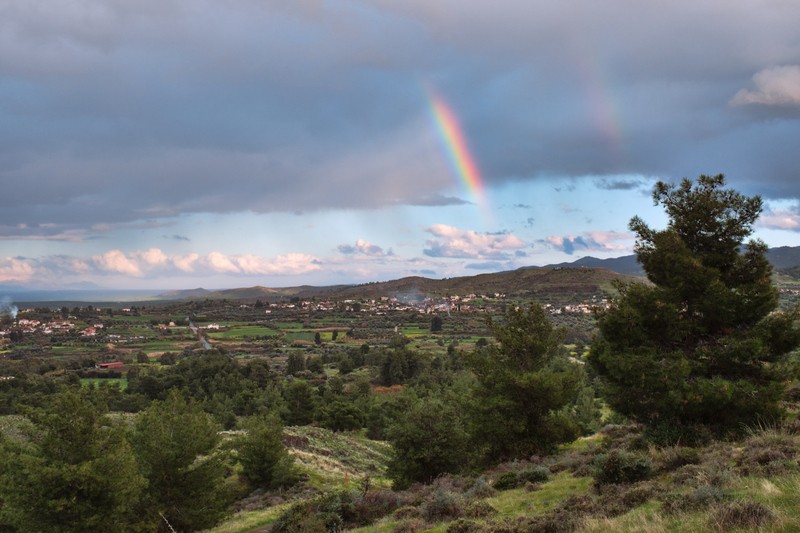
0, 258, 35, 283
758, 209, 800, 231
731, 65, 800, 106
173, 253, 200, 272
233, 253, 321, 275
92, 249, 143, 276
337, 239, 391, 256
138, 247, 169, 266
206, 251, 240, 274
423, 224, 525, 259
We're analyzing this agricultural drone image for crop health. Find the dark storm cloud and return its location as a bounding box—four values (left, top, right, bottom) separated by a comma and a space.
594, 178, 649, 191
2, 0, 800, 237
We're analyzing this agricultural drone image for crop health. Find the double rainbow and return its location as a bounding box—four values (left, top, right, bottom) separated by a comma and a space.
425, 86, 491, 221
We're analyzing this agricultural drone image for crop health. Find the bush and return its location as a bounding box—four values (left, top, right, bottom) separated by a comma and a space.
393, 506, 421, 521
595, 483, 658, 517
662, 485, 727, 515
391, 518, 427, 533
464, 476, 496, 499
654, 446, 701, 473
464, 500, 497, 519
271, 490, 356, 532
709, 500, 775, 531
352, 489, 401, 526
493, 466, 550, 490
493, 472, 521, 491
447, 518, 481, 533
420, 488, 463, 522
593, 449, 652, 485
736, 429, 800, 476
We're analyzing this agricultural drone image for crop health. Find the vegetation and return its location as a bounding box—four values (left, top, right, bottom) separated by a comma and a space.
1, 175, 800, 531
590, 175, 800, 439
466, 304, 583, 463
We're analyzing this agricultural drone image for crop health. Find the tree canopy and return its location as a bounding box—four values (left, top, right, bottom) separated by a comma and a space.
590, 175, 800, 438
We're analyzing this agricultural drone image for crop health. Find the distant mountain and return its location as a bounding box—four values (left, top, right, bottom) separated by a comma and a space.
158, 288, 211, 299
543, 246, 800, 277
766, 246, 800, 270
544, 255, 644, 276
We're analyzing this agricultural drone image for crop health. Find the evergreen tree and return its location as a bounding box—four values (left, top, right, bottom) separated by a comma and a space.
236, 413, 296, 489
0, 388, 145, 532
589, 175, 800, 437
133, 390, 231, 531
466, 304, 582, 463
386, 396, 471, 489
282, 380, 319, 425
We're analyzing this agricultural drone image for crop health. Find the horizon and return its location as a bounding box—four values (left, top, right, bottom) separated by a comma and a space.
2, 2, 799, 291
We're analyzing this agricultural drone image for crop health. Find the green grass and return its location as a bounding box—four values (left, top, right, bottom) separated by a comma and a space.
486, 472, 592, 516
283, 426, 392, 490
207, 326, 279, 339
204, 504, 291, 533
80, 377, 128, 390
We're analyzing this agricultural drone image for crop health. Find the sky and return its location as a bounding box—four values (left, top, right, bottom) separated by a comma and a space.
1, 0, 799, 291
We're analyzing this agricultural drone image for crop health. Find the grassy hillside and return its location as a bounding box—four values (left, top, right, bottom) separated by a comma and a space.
209, 423, 800, 533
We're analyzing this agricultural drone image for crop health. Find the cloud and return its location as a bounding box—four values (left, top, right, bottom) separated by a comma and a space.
465, 261, 505, 271
731, 66, 800, 107
1, 248, 322, 284
2, 0, 800, 243
423, 224, 526, 259
545, 231, 633, 255
163, 234, 190, 241
0, 258, 35, 283
758, 209, 800, 231
594, 178, 649, 191
337, 239, 392, 256
92, 250, 143, 276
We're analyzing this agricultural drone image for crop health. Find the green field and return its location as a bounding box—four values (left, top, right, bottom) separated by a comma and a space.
80, 377, 128, 390
207, 326, 279, 339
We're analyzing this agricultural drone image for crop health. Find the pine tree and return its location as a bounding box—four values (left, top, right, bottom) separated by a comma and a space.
0, 388, 145, 532
236, 413, 296, 489
589, 175, 800, 438
466, 304, 582, 463
133, 390, 231, 531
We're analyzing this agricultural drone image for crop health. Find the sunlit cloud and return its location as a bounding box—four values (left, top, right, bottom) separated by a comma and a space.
337, 239, 392, 257
423, 224, 526, 260
758, 209, 800, 231
731, 66, 800, 107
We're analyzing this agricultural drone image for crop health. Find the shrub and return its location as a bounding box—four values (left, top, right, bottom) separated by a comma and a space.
493, 466, 550, 490
465, 500, 497, 519
271, 490, 356, 532
464, 476, 496, 499
421, 488, 463, 522
391, 518, 427, 533
709, 500, 775, 531
493, 472, 521, 491
662, 485, 727, 515
595, 483, 658, 517
593, 449, 652, 485
352, 489, 401, 526
520, 495, 595, 532
393, 506, 421, 521
446, 518, 481, 533
654, 446, 701, 473
736, 429, 800, 476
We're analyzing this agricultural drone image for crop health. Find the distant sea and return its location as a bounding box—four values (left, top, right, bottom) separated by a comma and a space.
1, 289, 164, 304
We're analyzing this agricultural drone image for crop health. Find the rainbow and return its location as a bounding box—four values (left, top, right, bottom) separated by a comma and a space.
425, 86, 491, 221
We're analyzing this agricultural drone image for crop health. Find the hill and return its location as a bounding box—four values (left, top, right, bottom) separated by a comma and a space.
545, 245, 800, 277
185, 267, 637, 304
